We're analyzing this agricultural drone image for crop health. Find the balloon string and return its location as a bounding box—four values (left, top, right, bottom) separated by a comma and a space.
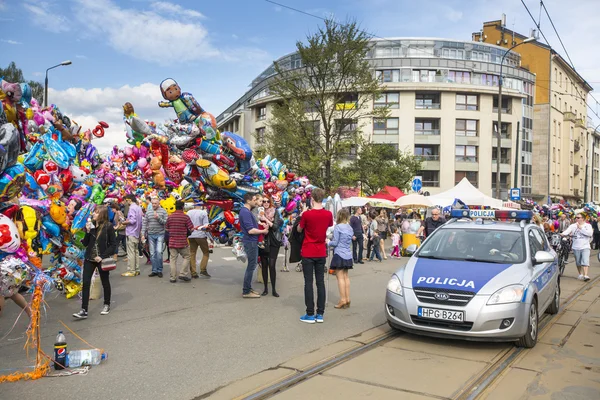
0, 306, 26, 342
58, 320, 103, 353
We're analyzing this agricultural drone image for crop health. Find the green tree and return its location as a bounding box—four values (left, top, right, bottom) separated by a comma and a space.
341, 141, 422, 196
259, 19, 387, 192
0, 62, 44, 102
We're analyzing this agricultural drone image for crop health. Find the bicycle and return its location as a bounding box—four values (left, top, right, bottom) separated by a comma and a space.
548, 233, 570, 276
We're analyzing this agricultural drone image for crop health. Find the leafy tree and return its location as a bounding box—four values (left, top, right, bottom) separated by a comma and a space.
0, 62, 44, 102
258, 19, 387, 192
341, 141, 422, 196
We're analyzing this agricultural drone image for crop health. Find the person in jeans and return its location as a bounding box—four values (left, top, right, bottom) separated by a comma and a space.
165, 201, 194, 283
142, 197, 167, 278
239, 193, 268, 298
187, 204, 211, 278
349, 207, 364, 264
73, 206, 117, 319
561, 213, 593, 281
298, 188, 333, 324
368, 211, 382, 262
122, 194, 143, 277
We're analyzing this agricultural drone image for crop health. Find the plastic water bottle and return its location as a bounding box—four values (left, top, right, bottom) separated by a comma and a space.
53, 331, 67, 370
67, 349, 107, 367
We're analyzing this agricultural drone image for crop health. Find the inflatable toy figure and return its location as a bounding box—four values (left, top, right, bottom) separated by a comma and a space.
158, 78, 204, 124
123, 102, 152, 144
150, 157, 166, 189
196, 159, 236, 190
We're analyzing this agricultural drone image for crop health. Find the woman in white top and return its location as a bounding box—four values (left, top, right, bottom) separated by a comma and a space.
561, 213, 593, 281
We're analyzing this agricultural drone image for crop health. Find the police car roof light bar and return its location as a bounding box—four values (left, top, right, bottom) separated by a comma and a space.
449, 209, 533, 221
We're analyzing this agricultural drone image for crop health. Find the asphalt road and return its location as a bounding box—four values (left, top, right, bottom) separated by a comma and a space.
0, 246, 404, 399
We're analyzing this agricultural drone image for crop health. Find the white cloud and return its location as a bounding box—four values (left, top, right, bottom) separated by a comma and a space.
75, 55, 88, 59
150, 1, 205, 19
23, 1, 69, 33
31, 72, 43, 77
47, 83, 174, 153
1, 39, 22, 45
231, 34, 239, 40
72, 0, 270, 66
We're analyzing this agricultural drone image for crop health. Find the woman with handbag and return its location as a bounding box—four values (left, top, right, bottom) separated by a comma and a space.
73, 205, 117, 319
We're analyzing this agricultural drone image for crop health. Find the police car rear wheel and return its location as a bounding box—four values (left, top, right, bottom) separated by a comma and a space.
516, 301, 538, 348
546, 282, 560, 315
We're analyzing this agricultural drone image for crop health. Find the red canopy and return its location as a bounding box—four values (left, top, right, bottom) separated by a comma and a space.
368, 186, 405, 201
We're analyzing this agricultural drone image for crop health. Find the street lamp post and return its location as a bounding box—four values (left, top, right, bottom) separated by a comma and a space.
495, 37, 535, 199
44, 60, 72, 107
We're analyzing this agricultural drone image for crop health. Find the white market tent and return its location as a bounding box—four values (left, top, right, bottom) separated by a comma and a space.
394, 193, 434, 208
428, 178, 503, 208
341, 197, 396, 208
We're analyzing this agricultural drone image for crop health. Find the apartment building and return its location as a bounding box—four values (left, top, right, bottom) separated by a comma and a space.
474, 18, 593, 203
217, 38, 536, 199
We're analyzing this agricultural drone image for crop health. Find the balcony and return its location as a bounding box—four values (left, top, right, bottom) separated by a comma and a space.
576, 119, 586, 128
574, 140, 581, 153
574, 165, 580, 175
456, 156, 477, 163
415, 129, 440, 135
563, 111, 577, 122
415, 103, 441, 110
422, 180, 440, 187
416, 154, 440, 161
492, 158, 510, 164
492, 107, 512, 115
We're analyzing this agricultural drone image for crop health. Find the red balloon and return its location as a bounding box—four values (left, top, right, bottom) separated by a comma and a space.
58, 168, 73, 193
224, 211, 235, 225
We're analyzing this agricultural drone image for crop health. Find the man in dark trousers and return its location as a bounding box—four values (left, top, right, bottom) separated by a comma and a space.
418, 207, 446, 238
239, 193, 269, 298
592, 216, 600, 250
349, 207, 365, 264
297, 188, 333, 324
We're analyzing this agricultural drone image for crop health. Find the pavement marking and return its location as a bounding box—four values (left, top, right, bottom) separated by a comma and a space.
222, 257, 237, 261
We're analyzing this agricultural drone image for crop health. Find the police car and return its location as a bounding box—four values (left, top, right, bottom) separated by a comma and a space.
385, 209, 559, 348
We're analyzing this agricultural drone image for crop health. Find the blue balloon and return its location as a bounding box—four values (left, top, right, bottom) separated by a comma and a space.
42, 215, 61, 237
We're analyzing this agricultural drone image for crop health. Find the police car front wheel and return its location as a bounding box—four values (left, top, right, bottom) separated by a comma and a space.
516, 301, 538, 348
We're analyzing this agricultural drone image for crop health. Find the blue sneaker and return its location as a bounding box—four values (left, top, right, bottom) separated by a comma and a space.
300, 314, 316, 324
315, 314, 324, 323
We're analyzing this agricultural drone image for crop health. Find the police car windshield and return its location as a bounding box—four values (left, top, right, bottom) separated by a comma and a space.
417, 228, 525, 264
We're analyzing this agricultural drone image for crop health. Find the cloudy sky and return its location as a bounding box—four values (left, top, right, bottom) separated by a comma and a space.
2, 0, 599, 152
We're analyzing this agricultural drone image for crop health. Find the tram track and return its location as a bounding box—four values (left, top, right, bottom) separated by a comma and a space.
239, 274, 600, 400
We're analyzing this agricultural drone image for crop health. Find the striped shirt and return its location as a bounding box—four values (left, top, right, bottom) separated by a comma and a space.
165, 211, 194, 248
142, 205, 168, 236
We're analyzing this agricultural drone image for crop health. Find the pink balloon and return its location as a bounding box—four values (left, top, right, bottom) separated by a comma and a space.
138, 158, 148, 168
132, 146, 140, 157
124, 147, 133, 156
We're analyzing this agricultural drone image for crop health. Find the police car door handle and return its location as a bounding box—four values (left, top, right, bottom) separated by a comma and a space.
546, 267, 552, 274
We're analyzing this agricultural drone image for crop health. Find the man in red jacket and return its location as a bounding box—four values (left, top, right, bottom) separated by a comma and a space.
165, 200, 194, 283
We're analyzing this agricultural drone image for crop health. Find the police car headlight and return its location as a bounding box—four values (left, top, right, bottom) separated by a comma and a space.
487, 285, 525, 305
387, 274, 403, 296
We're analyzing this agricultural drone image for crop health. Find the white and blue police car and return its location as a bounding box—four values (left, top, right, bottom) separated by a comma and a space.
385, 209, 559, 348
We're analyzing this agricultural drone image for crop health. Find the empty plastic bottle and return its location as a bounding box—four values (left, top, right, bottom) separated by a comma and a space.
67, 349, 107, 367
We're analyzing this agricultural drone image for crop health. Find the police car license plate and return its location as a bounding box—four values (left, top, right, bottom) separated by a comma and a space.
418, 307, 464, 322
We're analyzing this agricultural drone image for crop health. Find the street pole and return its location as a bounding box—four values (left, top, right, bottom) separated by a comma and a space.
496, 37, 535, 200
513, 121, 520, 188
44, 60, 72, 108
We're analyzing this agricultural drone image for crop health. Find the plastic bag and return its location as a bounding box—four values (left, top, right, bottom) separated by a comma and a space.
232, 239, 247, 263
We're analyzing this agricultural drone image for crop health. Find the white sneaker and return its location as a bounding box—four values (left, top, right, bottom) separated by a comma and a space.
584, 276, 591, 282
578, 274, 584, 280
100, 305, 110, 315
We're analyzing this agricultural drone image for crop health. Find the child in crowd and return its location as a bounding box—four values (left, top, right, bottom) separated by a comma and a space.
390, 227, 400, 258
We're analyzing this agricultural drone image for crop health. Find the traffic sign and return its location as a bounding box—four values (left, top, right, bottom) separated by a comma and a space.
509, 188, 521, 201
411, 177, 422, 192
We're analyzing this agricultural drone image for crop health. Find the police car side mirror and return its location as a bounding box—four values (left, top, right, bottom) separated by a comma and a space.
534, 251, 554, 265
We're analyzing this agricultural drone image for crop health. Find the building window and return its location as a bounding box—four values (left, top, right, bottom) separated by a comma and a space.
455, 171, 478, 187
477, 74, 499, 86
492, 147, 510, 164
455, 145, 477, 162
336, 93, 358, 110
417, 170, 440, 187
373, 118, 399, 135
559, 71, 562, 87
415, 93, 440, 109
256, 106, 266, 121
336, 119, 357, 136
493, 122, 511, 138
414, 145, 440, 161
256, 127, 265, 144
304, 120, 320, 137
448, 71, 471, 84
374, 92, 399, 109
415, 118, 440, 135
455, 119, 478, 137
374, 46, 401, 58
570, 151, 573, 166
375, 69, 400, 83
493, 97, 511, 113
304, 98, 320, 113
412, 69, 437, 83
456, 94, 478, 111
